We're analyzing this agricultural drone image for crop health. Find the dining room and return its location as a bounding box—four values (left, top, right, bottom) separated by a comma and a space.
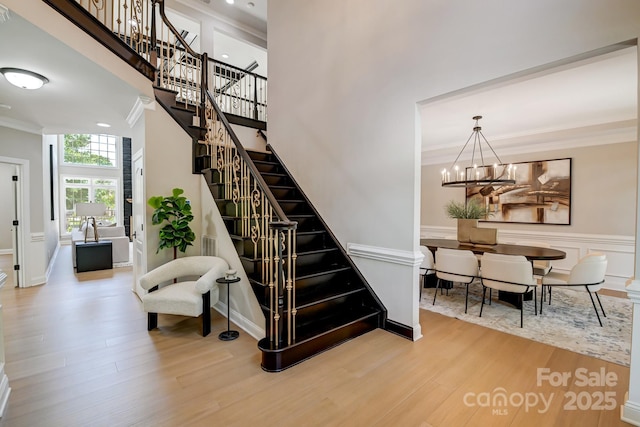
417, 43, 637, 374
419, 44, 637, 294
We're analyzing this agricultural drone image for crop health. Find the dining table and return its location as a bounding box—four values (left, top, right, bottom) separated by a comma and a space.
420, 238, 566, 308
420, 238, 566, 261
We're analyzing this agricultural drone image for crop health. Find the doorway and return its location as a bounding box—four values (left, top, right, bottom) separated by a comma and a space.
0, 159, 26, 287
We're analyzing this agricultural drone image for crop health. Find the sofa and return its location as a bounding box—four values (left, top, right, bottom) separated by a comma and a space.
71, 224, 130, 267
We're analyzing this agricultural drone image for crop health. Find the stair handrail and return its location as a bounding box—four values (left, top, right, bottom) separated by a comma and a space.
151, 2, 279, 215
152, 0, 207, 127
204, 90, 291, 224
209, 57, 268, 122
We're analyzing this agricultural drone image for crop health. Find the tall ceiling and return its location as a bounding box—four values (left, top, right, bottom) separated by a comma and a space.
420, 46, 638, 165
0, 1, 636, 159
0, 1, 268, 137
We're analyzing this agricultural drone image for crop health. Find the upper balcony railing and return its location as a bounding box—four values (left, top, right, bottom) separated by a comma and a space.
210, 59, 267, 123
64, 0, 267, 124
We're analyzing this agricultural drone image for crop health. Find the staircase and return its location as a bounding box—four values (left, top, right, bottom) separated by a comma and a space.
206, 146, 385, 371
45, 0, 388, 372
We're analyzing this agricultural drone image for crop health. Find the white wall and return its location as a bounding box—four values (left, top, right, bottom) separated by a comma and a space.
0, 126, 46, 286
0, 164, 14, 253
200, 182, 265, 339
268, 0, 640, 332
143, 106, 204, 271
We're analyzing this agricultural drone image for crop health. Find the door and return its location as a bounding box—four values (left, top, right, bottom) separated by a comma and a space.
1, 162, 25, 288
132, 150, 146, 299
10, 165, 20, 287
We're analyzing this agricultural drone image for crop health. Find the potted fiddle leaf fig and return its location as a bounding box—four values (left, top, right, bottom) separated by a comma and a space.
148, 188, 195, 259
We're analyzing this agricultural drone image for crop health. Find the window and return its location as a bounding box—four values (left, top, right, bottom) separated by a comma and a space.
63, 176, 118, 232
63, 134, 118, 167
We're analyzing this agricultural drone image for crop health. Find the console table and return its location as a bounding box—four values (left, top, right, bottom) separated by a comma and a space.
76, 241, 112, 272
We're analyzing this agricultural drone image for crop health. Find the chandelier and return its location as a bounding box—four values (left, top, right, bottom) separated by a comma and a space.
441, 116, 516, 188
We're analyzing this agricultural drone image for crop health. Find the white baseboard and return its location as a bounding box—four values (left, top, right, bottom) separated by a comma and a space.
622, 399, 640, 426
0, 366, 11, 418
213, 302, 265, 341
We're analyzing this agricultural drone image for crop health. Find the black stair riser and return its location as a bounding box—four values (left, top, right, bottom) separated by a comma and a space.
240, 251, 346, 277
246, 150, 275, 163
279, 200, 312, 215
258, 314, 379, 372
254, 161, 283, 174
270, 187, 301, 200
262, 173, 292, 187
256, 300, 379, 341
251, 270, 363, 305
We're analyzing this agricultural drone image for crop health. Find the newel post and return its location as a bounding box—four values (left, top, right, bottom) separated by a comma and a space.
269, 220, 297, 347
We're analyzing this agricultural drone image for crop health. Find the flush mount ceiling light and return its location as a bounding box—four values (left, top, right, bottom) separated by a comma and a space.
225, 0, 234, 4
96, 122, 111, 128
441, 115, 516, 188
0, 67, 49, 90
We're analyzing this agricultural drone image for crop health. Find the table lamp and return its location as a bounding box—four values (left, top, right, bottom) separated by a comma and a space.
75, 202, 106, 243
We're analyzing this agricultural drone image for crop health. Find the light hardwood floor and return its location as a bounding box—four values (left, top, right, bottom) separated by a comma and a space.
0, 247, 632, 426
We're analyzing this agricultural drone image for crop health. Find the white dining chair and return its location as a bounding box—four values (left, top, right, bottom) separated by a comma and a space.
419, 246, 435, 300
434, 248, 480, 313
480, 253, 538, 327
541, 253, 608, 326
516, 240, 553, 278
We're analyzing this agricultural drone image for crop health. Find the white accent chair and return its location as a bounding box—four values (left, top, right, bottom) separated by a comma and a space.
541, 253, 608, 326
139, 256, 229, 336
419, 246, 435, 300
434, 248, 480, 313
480, 253, 538, 327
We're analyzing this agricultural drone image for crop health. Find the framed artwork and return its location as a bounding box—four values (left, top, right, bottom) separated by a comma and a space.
466, 157, 571, 225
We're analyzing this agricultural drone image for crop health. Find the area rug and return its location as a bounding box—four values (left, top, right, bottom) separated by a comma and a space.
420, 284, 632, 366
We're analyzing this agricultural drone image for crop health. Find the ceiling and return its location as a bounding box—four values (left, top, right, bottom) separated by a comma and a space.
0, 2, 636, 159
421, 46, 638, 165
0, 2, 268, 137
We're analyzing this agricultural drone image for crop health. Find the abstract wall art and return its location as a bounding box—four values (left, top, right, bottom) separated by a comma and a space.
466, 158, 571, 225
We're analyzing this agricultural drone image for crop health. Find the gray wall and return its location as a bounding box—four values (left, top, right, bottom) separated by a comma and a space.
0, 163, 14, 252
0, 126, 43, 232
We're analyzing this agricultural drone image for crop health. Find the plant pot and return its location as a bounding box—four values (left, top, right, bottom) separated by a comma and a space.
457, 218, 478, 243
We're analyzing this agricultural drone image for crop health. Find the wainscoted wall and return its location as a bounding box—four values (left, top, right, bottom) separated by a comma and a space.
421, 225, 634, 291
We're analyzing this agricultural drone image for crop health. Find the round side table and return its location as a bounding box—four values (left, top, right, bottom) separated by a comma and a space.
216, 276, 241, 341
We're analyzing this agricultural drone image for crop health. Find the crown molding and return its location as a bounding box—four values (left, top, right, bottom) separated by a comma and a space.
422, 119, 638, 166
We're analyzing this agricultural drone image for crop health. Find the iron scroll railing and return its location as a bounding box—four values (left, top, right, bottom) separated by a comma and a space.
152, 0, 295, 348
64, 0, 290, 348
69, 0, 267, 124
210, 59, 267, 122
204, 91, 297, 347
